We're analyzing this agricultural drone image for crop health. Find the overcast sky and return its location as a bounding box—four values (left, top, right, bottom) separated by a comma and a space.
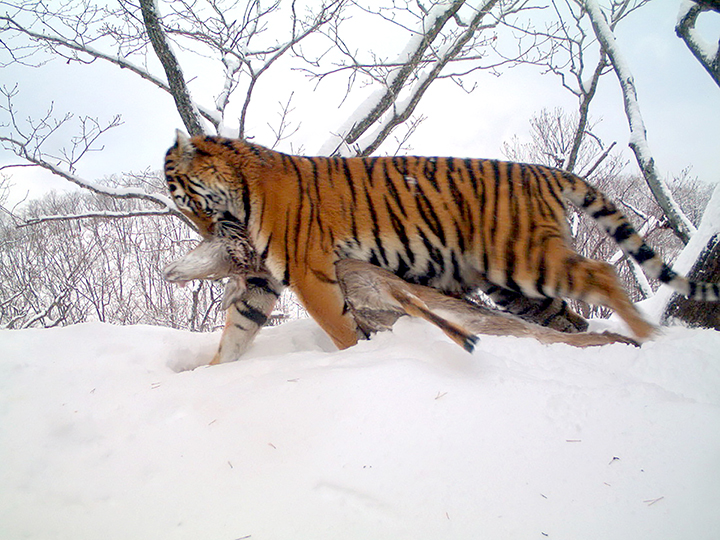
1, 1, 718, 208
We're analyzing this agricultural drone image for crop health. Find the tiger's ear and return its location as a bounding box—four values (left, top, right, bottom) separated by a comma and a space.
175, 129, 196, 162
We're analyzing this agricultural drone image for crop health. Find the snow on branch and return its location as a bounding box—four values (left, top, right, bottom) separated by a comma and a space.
4, 139, 176, 211
584, 0, 696, 244
676, 0, 720, 88
339, 0, 468, 150
18, 208, 177, 228
356, 0, 502, 156
324, 0, 514, 156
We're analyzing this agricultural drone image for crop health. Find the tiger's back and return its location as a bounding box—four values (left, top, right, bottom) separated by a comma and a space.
165, 133, 719, 350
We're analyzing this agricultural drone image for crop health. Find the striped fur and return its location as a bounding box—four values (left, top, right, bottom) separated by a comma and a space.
164, 131, 719, 348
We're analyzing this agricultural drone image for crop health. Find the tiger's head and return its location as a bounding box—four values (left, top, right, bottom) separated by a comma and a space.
164, 130, 252, 237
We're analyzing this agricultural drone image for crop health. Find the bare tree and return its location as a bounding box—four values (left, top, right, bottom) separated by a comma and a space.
318, 0, 541, 155
1, 0, 545, 217
0, 173, 225, 329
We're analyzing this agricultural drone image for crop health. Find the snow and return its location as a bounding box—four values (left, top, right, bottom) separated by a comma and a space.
1, 317, 719, 539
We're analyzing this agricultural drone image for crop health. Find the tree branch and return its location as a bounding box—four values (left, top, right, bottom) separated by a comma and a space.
18, 208, 177, 228
676, 1, 720, 88
341, 0, 468, 148
138, 0, 205, 135
357, 0, 501, 156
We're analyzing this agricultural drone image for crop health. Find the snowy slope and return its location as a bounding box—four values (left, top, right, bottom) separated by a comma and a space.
1, 318, 719, 540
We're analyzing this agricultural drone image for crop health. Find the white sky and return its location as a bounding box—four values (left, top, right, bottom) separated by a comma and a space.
1, 1, 718, 207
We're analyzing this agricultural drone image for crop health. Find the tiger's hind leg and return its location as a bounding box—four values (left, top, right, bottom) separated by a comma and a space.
476, 282, 589, 333
514, 240, 656, 341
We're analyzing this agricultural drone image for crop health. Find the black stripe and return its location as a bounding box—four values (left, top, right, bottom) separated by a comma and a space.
453, 217, 466, 252
416, 184, 446, 246
363, 187, 388, 267
308, 158, 325, 240
503, 163, 522, 293
528, 166, 558, 222
489, 160, 503, 252
418, 228, 444, 271
326, 157, 336, 188
340, 158, 358, 205
476, 162, 489, 273
581, 190, 597, 208
613, 223, 635, 243
392, 156, 407, 177
447, 166, 468, 218
383, 167, 406, 218
235, 302, 269, 326
424, 158, 438, 186
246, 276, 281, 297
283, 207, 293, 284
632, 244, 656, 264
591, 206, 617, 220
536, 167, 566, 214
311, 268, 338, 284
362, 157, 378, 188
451, 251, 463, 285
658, 264, 677, 283
386, 200, 415, 265
464, 158, 479, 194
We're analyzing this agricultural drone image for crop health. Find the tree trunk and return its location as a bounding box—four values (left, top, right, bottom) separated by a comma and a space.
662, 234, 720, 330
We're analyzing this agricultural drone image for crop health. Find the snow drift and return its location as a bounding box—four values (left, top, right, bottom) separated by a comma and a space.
1, 317, 719, 539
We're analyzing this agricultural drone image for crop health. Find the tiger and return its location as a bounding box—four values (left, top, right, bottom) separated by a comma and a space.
164, 130, 719, 353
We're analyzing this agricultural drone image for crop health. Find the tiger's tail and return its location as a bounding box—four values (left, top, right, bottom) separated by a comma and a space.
562, 173, 719, 302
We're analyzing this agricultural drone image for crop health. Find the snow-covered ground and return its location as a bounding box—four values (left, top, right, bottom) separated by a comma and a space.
1, 317, 719, 540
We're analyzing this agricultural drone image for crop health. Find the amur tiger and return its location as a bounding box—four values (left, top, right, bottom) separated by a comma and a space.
164, 131, 719, 356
